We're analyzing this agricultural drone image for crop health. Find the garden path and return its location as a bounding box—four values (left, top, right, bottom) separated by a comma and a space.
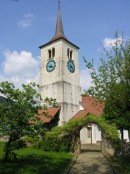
68, 144, 114, 174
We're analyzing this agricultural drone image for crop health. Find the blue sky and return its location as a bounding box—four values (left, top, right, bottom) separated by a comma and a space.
0, 0, 130, 91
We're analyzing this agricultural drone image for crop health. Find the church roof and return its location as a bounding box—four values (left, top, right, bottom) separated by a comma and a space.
81, 95, 104, 116
73, 109, 89, 119
39, 1, 79, 49
37, 96, 104, 123
73, 96, 104, 120
50, 0, 67, 42
38, 107, 60, 123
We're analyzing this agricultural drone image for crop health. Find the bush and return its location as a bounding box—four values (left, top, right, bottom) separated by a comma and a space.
36, 115, 121, 154
3, 139, 26, 161
21, 136, 40, 147
39, 127, 71, 152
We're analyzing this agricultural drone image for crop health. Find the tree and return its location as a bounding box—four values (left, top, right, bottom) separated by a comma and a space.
84, 33, 130, 139
0, 81, 56, 161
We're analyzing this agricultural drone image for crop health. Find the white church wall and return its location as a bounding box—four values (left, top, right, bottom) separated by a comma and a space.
91, 124, 95, 144
80, 127, 91, 144
118, 130, 130, 142
80, 127, 88, 144
80, 105, 84, 110
92, 124, 97, 144
80, 125, 129, 145
80, 124, 102, 144
95, 125, 101, 142
40, 39, 81, 125
123, 130, 130, 142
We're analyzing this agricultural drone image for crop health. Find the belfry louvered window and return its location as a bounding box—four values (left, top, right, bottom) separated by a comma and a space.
67, 48, 73, 59
48, 48, 55, 59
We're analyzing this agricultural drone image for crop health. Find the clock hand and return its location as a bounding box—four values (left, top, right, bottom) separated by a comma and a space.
49, 65, 53, 68
70, 65, 73, 69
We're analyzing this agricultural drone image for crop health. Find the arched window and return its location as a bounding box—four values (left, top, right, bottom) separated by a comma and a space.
48, 48, 55, 59
52, 47, 55, 57
70, 50, 73, 59
48, 49, 51, 59
67, 48, 73, 59
67, 48, 70, 58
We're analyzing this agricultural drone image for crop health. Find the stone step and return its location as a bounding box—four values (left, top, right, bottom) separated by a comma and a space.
81, 144, 102, 152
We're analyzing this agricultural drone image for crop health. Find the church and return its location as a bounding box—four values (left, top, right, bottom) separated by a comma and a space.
38, 2, 129, 144
39, 1, 81, 127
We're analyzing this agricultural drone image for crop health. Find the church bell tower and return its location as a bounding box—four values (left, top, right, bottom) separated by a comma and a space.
39, 1, 81, 125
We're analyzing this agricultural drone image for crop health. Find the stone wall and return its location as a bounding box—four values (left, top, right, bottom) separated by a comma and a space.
39, 38, 81, 125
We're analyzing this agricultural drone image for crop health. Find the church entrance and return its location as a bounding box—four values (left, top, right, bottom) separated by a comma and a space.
80, 124, 101, 144
80, 126, 92, 144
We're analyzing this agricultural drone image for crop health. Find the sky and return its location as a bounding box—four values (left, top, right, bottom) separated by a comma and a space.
0, 0, 130, 91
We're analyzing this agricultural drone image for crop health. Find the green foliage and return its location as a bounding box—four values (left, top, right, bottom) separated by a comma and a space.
0, 81, 57, 161
0, 82, 40, 137
0, 143, 5, 160
43, 97, 58, 108
20, 136, 40, 147
40, 127, 71, 152
65, 115, 121, 153
39, 115, 121, 154
40, 118, 86, 152
4, 139, 26, 160
110, 155, 130, 174
0, 143, 73, 174
0, 81, 42, 161
84, 33, 130, 132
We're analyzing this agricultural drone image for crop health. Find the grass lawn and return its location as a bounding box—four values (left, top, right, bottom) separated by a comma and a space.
0, 143, 73, 174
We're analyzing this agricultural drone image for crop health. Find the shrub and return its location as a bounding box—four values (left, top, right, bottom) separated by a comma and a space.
37, 115, 121, 154
40, 127, 71, 152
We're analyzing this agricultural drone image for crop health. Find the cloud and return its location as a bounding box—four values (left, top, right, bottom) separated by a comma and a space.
103, 37, 123, 48
1, 50, 39, 87
17, 13, 34, 28
1, 50, 93, 92
3, 50, 38, 77
80, 69, 92, 92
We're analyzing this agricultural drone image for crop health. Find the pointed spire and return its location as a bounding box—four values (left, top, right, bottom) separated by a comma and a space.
51, 0, 67, 41
55, 0, 64, 36
58, 0, 60, 10
39, 0, 79, 49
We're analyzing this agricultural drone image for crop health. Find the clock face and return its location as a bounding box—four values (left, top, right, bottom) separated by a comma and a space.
46, 60, 56, 72
67, 60, 75, 73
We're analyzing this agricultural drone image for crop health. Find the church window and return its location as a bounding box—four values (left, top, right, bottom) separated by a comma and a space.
87, 127, 91, 138
67, 48, 70, 58
48, 49, 51, 59
67, 48, 73, 59
52, 47, 55, 57
70, 50, 73, 59
48, 48, 55, 59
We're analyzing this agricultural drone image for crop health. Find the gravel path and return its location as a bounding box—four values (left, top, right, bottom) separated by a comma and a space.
68, 145, 114, 174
